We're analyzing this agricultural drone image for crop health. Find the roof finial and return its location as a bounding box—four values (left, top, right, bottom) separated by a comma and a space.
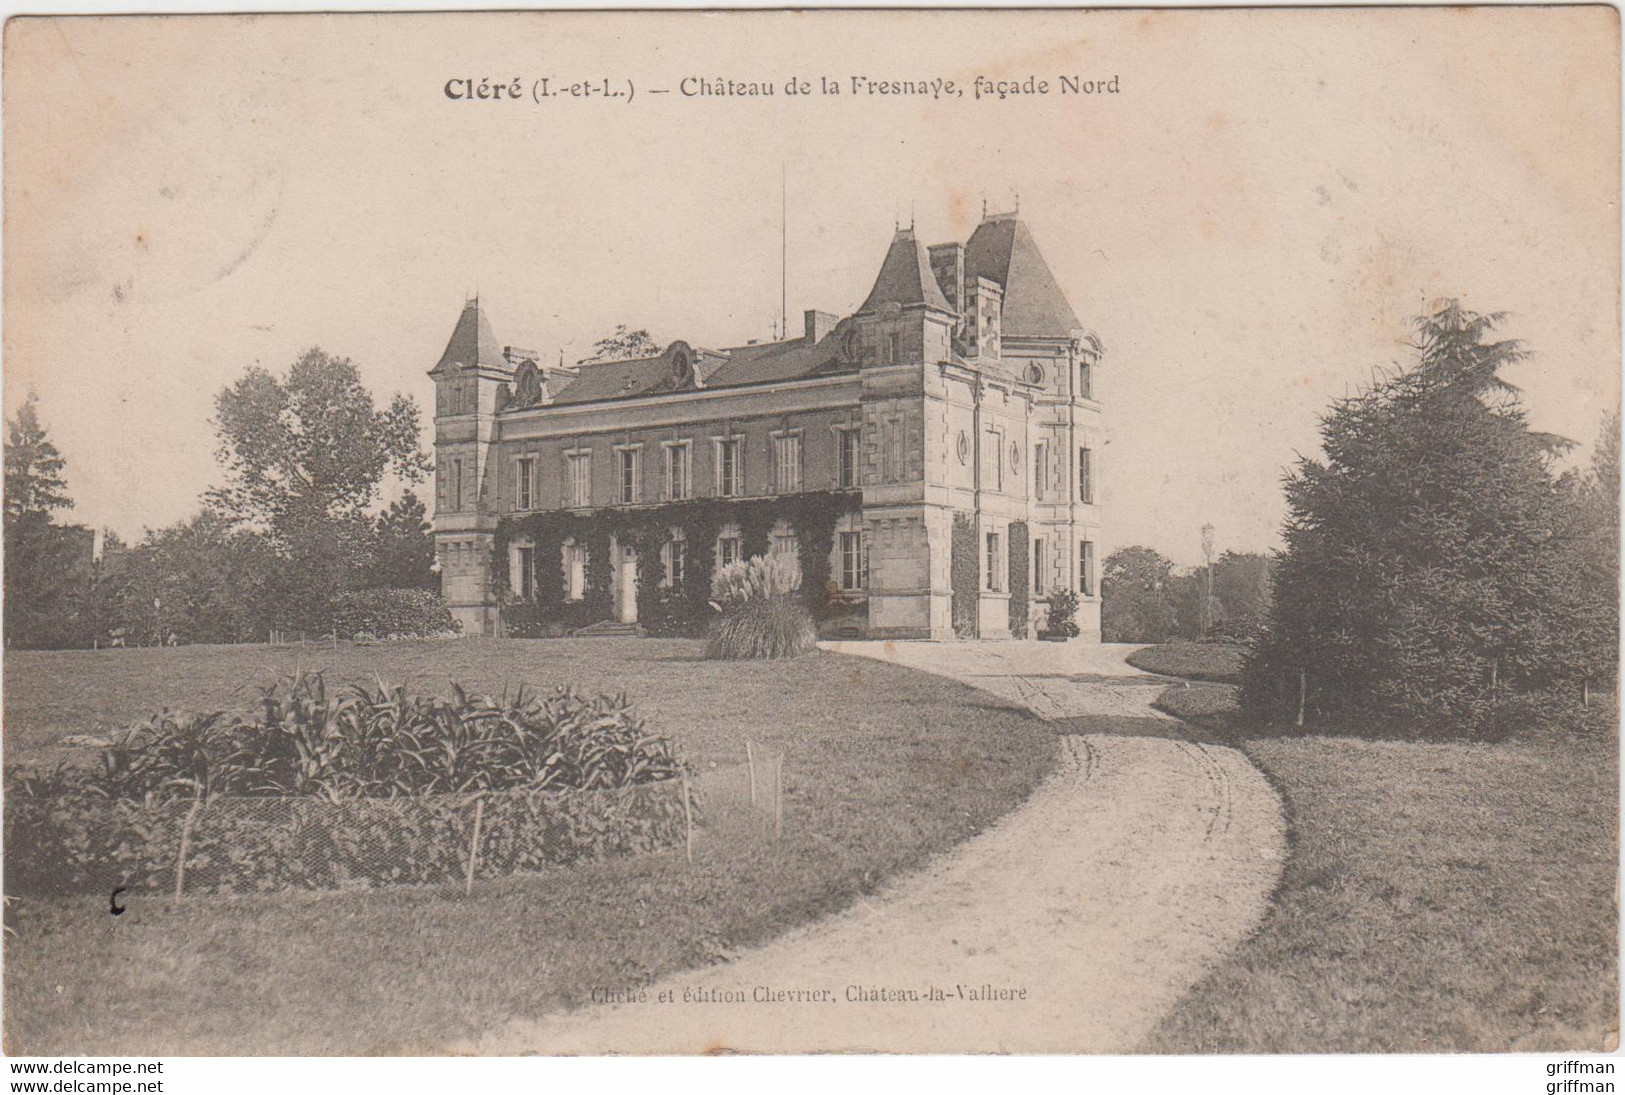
1014, 190, 1020, 215
909, 200, 915, 232
981, 195, 988, 220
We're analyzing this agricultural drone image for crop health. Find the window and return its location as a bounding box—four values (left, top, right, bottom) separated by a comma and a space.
1078, 447, 1094, 504
664, 442, 692, 500
1080, 540, 1096, 596
840, 531, 867, 591
565, 542, 585, 601
1079, 359, 1094, 401
718, 535, 741, 569
515, 457, 534, 511
882, 418, 905, 482
883, 333, 899, 364
985, 532, 1004, 592
452, 459, 463, 511
567, 452, 591, 507
664, 536, 687, 588
618, 448, 640, 504
837, 428, 861, 489
717, 439, 742, 497
1034, 442, 1049, 499
1033, 538, 1046, 595
773, 434, 802, 494
986, 431, 1003, 491
516, 546, 535, 600
772, 532, 798, 558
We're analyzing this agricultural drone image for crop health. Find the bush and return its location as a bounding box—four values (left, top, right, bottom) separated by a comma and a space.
329, 588, 458, 640
1041, 589, 1081, 639
706, 555, 818, 660
643, 587, 706, 638
55, 673, 686, 802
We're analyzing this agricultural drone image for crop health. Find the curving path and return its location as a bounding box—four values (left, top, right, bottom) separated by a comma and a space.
469, 642, 1284, 1055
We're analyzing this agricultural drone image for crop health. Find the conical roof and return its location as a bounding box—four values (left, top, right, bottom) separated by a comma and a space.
964, 215, 1082, 339
858, 228, 953, 315
432, 297, 507, 373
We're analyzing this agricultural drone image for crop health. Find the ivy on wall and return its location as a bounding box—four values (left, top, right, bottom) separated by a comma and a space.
493, 491, 862, 635
1008, 521, 1031, 640
951, 512, 979, 639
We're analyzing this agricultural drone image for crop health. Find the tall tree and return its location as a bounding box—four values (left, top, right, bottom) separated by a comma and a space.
208, 349, 427, 627
3, 395, 93, 647
5, 392, 71, 521
1246, 301, 1584, 732
577, 326, 661, 365
368, 491, 438, 590
1101, 545, 1179, 643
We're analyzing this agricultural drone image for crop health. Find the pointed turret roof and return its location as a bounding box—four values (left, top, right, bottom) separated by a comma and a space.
431, 297, 507, 373
858, 227, 953, 315
964, 214, 1082, 339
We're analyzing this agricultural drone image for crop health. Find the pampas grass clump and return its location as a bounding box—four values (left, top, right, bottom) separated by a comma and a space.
705, 554, 818, 660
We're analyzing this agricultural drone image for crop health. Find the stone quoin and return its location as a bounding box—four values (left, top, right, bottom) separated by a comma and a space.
430, 206, 1105, 640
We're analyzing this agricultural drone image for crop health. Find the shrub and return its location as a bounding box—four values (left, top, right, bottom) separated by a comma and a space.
329, 588, 458, 640
706, 555, 818, 660
1042, 589, 1081, 639
60, 673, 686, 803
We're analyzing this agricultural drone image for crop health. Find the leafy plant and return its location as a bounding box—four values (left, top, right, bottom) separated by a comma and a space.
59, 672, 685, 803
706, 555, 818, 660
1042, 588, 1082, 639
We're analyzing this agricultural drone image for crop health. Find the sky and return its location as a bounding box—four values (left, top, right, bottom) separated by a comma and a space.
5, 9, 1618, 567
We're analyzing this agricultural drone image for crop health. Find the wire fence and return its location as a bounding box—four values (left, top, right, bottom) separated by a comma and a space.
7, 741, 794, 901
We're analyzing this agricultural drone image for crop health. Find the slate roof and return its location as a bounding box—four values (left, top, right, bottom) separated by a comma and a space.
857, 228, 954, 315
964, 214, 1082, 339
432, 297, 508, 373
546, 331, 854, 407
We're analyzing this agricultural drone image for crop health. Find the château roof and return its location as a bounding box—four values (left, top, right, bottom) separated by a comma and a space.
964, 214, 1082, 339
858, 227, 954, 315
431, 297, 508, 373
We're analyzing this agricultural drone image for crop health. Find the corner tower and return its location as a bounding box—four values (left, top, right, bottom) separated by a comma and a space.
430, 297, 513, 636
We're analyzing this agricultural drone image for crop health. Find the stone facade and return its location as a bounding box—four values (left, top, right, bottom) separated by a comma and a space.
430, 209, 1104, 641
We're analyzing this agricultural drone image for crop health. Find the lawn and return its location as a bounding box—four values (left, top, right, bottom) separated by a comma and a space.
3, 638, 1055, 1055
1135, 649, 1619, 1053
1125, 641, 1247, 683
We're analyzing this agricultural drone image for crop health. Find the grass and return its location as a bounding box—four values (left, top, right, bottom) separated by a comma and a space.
3, 638, 1055, 1055
1124, 641, 1247, 682
1137, 663, 1619, 1053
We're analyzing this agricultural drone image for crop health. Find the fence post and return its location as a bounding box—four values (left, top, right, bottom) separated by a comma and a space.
464, 797, 486, 898
773, 754, 783, 842
680, 771, 694, 865
746, 740, 758, 807
174, 794, 204, 900
1295, 669, 1306, 729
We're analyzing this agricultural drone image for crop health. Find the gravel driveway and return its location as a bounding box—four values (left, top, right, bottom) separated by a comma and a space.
470, 642, 1285, 1054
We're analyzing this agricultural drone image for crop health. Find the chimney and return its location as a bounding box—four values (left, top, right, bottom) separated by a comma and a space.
804, 309, 838, 344
928, 242, 965, 331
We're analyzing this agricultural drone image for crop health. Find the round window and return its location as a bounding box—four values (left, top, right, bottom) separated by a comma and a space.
1026, 364, 1045, 385
1010, 443, 1021, 471
956, 431, 969, 464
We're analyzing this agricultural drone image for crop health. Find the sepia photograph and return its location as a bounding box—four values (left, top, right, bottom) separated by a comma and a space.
0, 6, 1618, 1063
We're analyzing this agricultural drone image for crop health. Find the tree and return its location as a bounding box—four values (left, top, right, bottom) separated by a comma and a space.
368, 491, 438, 590
1245, 301, 1586, 733
1101, 545, 1179, 643
113, 514, 277, 645
4, 392, 71, 522
577, 326, 661, 365
1560, 412, 1620, 696
4, 395, 95, 647
208, 348, 428, 628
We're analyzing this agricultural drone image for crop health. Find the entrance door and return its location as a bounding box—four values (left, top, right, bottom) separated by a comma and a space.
615, 544, 639, 623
